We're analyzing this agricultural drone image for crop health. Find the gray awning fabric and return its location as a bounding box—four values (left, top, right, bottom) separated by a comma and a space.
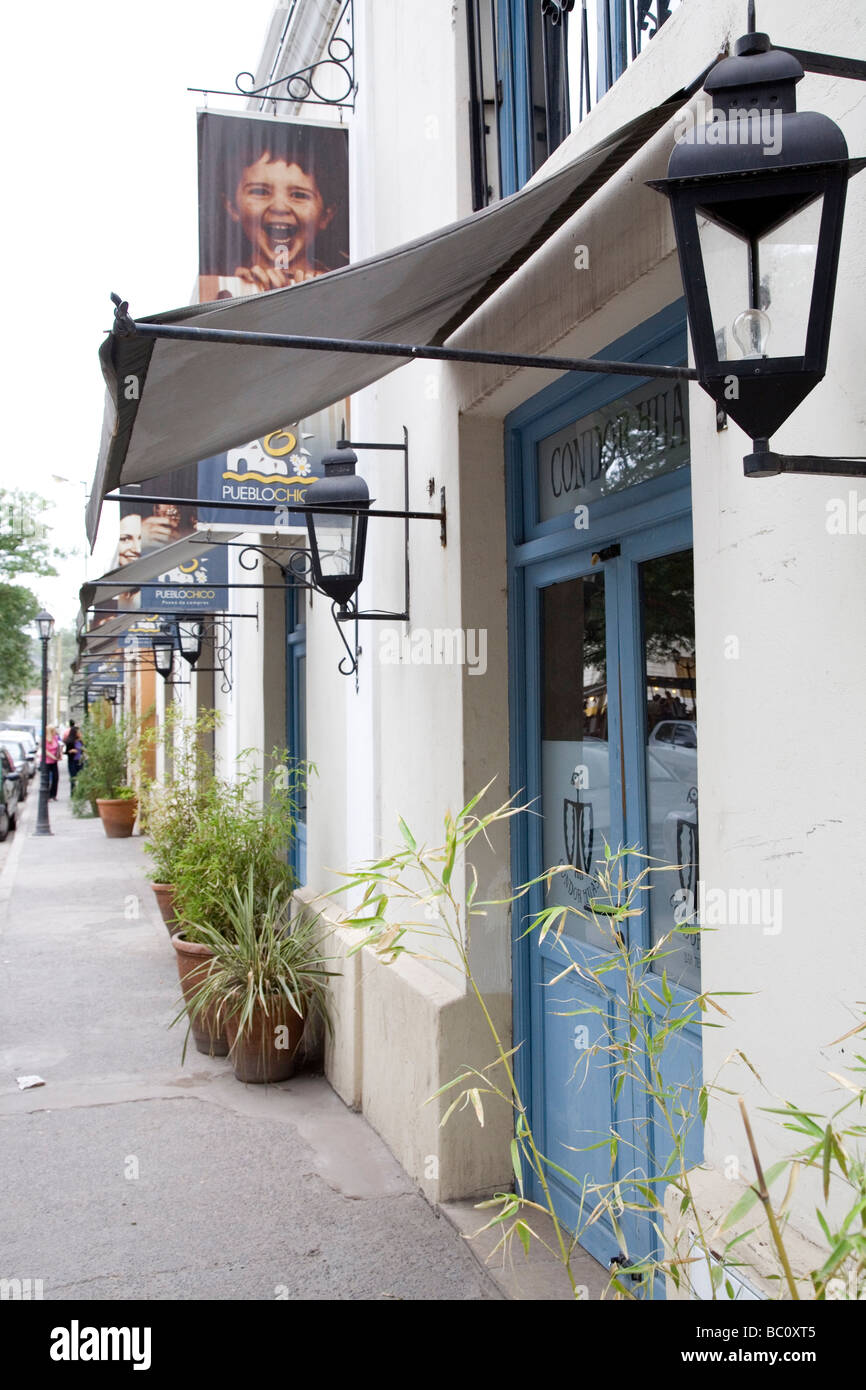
87, 88, 696, 544
78, 530, 239, 613
75, 611, 163, 666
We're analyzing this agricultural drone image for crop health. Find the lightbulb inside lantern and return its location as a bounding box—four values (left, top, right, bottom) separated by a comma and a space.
732, 308, 771, 360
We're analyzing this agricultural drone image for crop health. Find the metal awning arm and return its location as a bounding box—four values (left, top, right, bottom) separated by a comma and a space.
110, 300, 696, 382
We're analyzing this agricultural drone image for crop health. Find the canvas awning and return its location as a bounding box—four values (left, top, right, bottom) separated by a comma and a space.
78, 530, 240, 614
86, 81, 710, 544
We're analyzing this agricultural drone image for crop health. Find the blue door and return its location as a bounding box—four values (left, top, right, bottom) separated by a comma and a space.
507, 305, 702, 1281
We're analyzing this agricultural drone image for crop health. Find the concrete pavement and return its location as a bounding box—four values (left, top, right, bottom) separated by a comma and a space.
0, 793, 501, 1301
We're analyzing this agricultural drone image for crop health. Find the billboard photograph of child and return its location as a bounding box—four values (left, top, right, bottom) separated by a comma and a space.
197, 111, 349, 302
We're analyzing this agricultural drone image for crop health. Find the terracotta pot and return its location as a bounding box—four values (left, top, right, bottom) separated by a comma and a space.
96, 797, 138, 838
151, 882, 179, 934
171, 933, 229, 1057
225, 999, 306, 1084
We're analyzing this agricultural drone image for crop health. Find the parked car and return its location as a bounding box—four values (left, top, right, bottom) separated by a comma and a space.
0, 747, 21, 840
648, 719, 697, 781
0, 720, 39, 742
0, 738, 31, 799
2, 728, 37, 778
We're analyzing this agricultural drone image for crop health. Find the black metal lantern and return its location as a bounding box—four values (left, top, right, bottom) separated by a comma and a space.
176, 618, 204, 667
304, 442, 371, 608
36, 609, 55, 643
151, 629, 175, 680
103, 683, 118, 704
650, 24, 865, 463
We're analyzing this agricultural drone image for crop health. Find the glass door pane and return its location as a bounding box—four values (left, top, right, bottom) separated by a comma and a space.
540, 569, 614, 945
640, 548, 699, 990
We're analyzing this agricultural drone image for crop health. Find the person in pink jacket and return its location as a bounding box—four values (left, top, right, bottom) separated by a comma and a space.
45, 726, 63, 801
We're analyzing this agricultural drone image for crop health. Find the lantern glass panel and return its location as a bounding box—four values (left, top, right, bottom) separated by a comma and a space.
757, 197, 822, 358
316, 511, 358, 580
699, 215, 751, 363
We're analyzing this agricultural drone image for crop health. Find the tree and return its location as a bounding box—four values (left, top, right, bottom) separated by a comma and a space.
0, 585, 40, 708
0, 490, 65, 708
0, 491, 62, 580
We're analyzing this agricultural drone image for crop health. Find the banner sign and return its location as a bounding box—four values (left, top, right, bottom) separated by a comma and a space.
197, 111, 349, 302
196, 401, 346, 529
104, 113, 351, 567
116, 469, 229, 613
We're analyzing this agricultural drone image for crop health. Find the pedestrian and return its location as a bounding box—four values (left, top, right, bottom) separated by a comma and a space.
64, 722, 84, 791
45, 725, 63, 801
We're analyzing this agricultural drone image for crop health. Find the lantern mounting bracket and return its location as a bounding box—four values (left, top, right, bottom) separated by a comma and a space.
744, 442, 866, 480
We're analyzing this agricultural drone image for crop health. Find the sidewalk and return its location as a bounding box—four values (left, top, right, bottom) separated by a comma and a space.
0, 793, 500, 1301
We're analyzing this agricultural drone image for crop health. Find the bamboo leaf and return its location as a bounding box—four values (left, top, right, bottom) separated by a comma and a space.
469, 1087, 485, 1127
515, 1220, 531, 1256
510, 1138, 524, 1196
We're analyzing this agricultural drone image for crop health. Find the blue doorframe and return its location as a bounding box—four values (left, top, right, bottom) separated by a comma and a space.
506, 301, 701, 1279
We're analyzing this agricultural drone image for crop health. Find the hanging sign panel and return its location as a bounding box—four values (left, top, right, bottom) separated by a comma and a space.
196, 402, 347, 529
116, 470, 229, 613
193, 112, 352, 528
197, 110, 349, 302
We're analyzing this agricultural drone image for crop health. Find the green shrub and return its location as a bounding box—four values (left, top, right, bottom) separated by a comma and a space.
171, 756, 305, 941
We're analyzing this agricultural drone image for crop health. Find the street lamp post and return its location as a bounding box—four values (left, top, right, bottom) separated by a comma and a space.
35, 609, 55, 837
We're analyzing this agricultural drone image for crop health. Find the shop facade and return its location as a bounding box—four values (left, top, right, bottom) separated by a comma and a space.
85, 0, 866, 1292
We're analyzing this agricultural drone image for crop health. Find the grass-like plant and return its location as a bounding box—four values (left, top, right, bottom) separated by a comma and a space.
175, 865, 337, 1064
334, 784, 866, 1301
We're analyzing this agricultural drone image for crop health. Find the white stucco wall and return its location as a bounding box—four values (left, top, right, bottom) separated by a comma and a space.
247, 0, 866, 1261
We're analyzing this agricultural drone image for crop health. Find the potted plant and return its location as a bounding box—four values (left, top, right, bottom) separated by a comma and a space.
178, 867, 335, 1083
142, 708, 221, 933
73, 709, 140, 837
169, 755, 306, 1055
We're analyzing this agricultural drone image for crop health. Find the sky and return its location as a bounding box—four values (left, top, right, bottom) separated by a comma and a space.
1, 0, 278, 627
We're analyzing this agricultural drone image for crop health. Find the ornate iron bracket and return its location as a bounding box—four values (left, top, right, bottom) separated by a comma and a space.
190, 0, 356, 112
540, 0, 575, 25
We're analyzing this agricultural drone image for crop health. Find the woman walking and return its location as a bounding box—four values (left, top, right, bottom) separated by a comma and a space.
64, 722, 84, 792
45, 726, 63, 801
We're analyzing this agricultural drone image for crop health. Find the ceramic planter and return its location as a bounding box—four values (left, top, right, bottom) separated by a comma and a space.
171, 933, 229, 1057
151, 883, 179, 934
96, 797, 138, 838
224, 999, 306, 1084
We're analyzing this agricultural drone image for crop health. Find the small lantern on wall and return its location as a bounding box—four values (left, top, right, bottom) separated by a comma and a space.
304, 442, 371, 608
151, 630, 175, 680
650, 17, 865, 475
176, 619, 205, 667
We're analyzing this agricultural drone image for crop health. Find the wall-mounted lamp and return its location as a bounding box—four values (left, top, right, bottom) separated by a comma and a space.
649, 6, 866, 477
151, 629, 175, 680
304, 443, 371, 609
176, 619, 205, 667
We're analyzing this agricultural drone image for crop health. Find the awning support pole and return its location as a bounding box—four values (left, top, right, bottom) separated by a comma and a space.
112, 304, 697, 382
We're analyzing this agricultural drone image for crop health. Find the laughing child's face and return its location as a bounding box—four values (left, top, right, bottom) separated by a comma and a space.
226, 155, 335, 277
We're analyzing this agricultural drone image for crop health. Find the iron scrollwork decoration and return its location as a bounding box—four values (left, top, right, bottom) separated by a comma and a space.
235, 0, 356, 111
211, 618, 233, 696
238, 540, 361, 678
541, 0, 576, 24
